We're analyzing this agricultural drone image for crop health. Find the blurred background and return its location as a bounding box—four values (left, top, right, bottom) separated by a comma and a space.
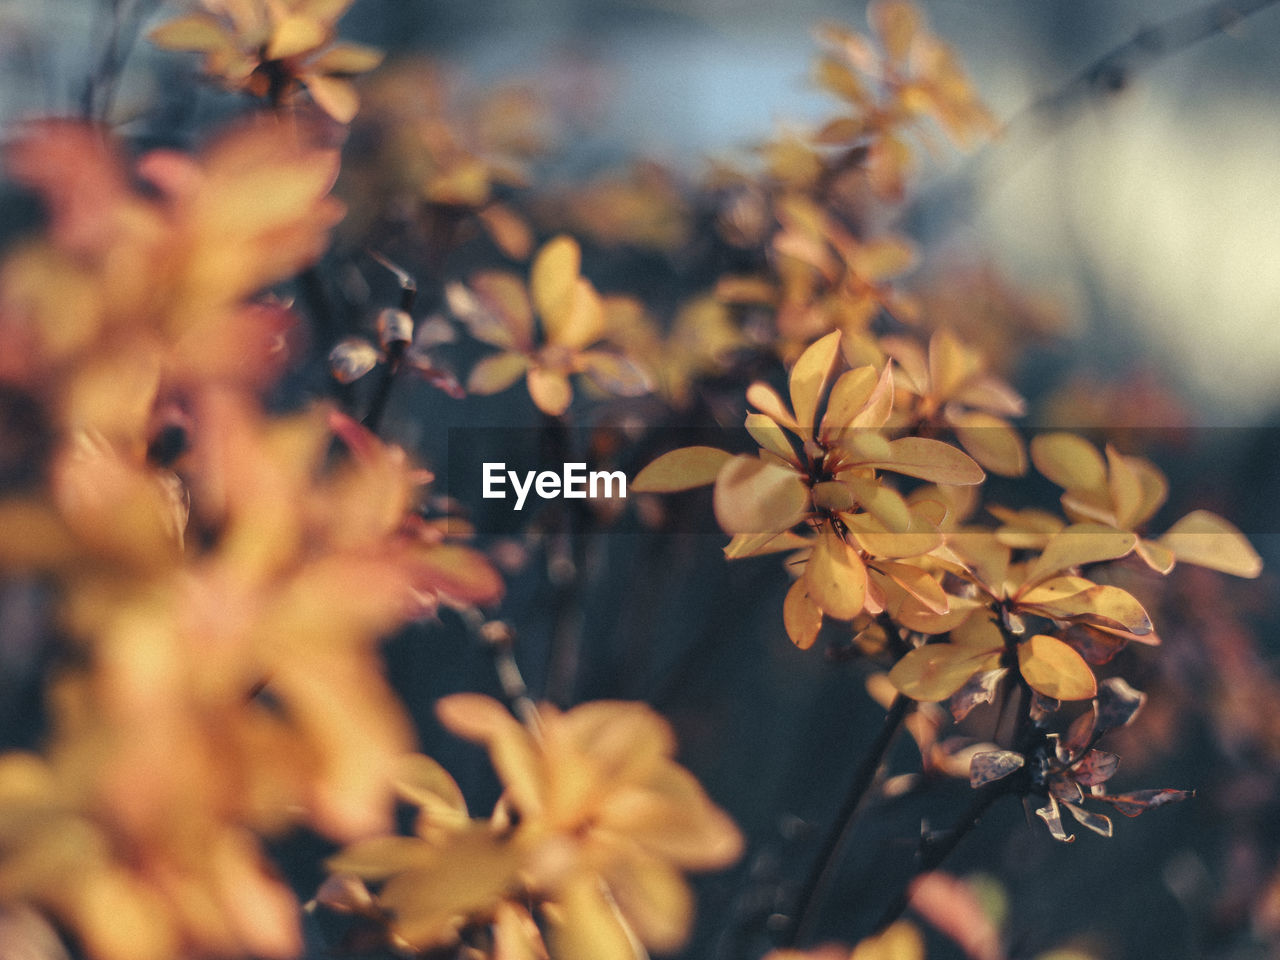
3, 1, 1280, 958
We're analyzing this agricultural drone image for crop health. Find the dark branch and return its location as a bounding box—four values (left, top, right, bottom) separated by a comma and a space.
785, 694, 911, 946
998, 0, 1280, 149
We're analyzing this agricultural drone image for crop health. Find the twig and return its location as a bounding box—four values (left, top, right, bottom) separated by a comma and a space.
82, 0, 152, 122
920, 0, 1280, 220
871, 781, 1006, 934
361, 251, 418, 433
541, 413, 591, 706
998, 0, 1280, 145
870, 628, 1032, 936
465, 610, 542, 736
785, 694, 911, 946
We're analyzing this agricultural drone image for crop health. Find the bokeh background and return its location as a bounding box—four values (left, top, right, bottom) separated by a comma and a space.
4, 1, 1280, 959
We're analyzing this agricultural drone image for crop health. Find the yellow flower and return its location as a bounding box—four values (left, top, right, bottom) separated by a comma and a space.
1, 119, 342, 446
149, 0, 384, 122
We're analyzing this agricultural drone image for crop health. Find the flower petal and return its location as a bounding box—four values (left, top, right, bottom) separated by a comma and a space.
527, 368, 573, 416
467, 352, 530, 396
531, 235, 581, 333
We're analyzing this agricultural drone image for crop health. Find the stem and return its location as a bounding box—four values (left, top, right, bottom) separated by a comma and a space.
83, 0, 150, 122
871, 638, 1031, 935
908, 0, 1280, 229
786, 694, 911, 946
466, 611, 542, 737
360, 339, 404, 434
540, 413, 594, 706
871, 782, 1005, 933
997, 0, 1280, 147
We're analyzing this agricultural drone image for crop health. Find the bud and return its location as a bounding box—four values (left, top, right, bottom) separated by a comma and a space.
329, 338, 380, 384
376, 308, 413, 349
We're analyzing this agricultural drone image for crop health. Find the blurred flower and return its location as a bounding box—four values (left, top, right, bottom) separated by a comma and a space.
454, 235, 650, 416
813, 0, 997, 200
881, 328, 1027, 476
328, 697, 743, 959
0, 119, 341, 449
149, 0, 384, 122
602, 294, 746, 407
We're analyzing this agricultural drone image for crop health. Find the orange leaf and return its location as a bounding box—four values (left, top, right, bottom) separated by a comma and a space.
870, 0, 922, 62
1018, 634, 1097, 700
951, 410, 1026, 477
579, 351, 650, 397
633, 447, 732, 493
712, 456, 809, 535
814, 54, 867, 104
844, 476, 911, 532
1020, 583, 1151, 635
267, 14, 329, 59
148, 13, 234, 52
467, 272, 534, 350
1030, 432, 1108, 499
821, 366, 879, 437
848, 362, 896, 430
866, 436, 984, 485
805, 529, 867, 619
783, 579, 824, 649
1134, 537, 1176, 575
527, 368, 572, 416
746, 413, 798, 464
875, 561, 949, 614
531, 235, 581, 331
1158, 510, 1262, 578
788, 330, 841, 437
745, 382, 799, 432
1023, 524, 1136, 587
927, 329, 976, 399
308, 42, 384, 75
304, 74, 360, 123
889, 644, 993, 702
467, 352, 529, 396
549, 279, 605, 350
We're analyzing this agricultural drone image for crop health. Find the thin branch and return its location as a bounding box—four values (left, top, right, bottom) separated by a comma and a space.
361, 251, 418, 433
998, 0, 1280, 146
870, 627, 1033, 936
465, 611, 542, 736
83, 0, 152, 122
870, 781, 1006, 934
785, 694, 911, 946
541, 413, 592, 707
923, 0, 1280, 220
